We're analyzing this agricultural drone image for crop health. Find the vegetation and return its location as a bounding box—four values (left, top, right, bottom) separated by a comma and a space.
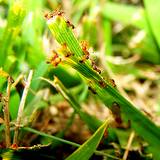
0, 0, 160, 159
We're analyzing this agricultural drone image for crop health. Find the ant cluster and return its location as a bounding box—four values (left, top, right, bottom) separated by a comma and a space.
45, 10, 117, 93
98, 78, 116, 89
44, 9, 64, 20
79, 41, 102, 74
46, 50, 61, 67
47, 43, 75, 67
44, 9, 75, 30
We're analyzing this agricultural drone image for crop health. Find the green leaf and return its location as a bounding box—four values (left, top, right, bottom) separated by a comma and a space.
144, 0, 160, 49
66, 118, 110, 160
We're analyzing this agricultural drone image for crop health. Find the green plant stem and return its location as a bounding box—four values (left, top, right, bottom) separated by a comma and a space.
13, 70, 33, 145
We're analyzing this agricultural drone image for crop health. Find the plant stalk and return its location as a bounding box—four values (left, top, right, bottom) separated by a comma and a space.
13, 70, 33, 145
3, 76, 13, 147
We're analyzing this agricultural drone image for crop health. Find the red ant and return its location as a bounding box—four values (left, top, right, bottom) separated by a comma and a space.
58, 43, 72, 57
79, 41, 90, 63
81, 40, 90, 59
44, 13, 51, 20
81, 40, 88, 51
111, 102, 122, 125
46, 50, 61, 67
98, 80, 106, 88
103, 130, 108, 138
88, 86, 97, 94
91, 61, 101, 74
66, 20, 75, 29
109, 79, 116, 87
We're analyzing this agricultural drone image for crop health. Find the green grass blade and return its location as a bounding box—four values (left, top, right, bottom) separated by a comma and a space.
23, 127, 119, 159
0, 0, 26, 67
102, 18, 112, 56
23, 127, 80, 147
144, 0, 160, 49
66, 118, 110, 160
46, 14, 160, 159
26, 62, 48, 103
101, 2, 147, 30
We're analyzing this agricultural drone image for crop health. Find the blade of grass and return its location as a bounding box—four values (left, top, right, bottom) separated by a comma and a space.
66, 118, 110, 160
22, 127, 120, 160
46, 13, 160, 159
102, 18, 112, 56
26, 62, 48, 103
144, 0, 160, 49
23, 127, 79, 147
0, 0, 26, 67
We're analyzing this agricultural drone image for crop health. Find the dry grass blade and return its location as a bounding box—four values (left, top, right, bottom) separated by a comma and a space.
13, 70, 33, 145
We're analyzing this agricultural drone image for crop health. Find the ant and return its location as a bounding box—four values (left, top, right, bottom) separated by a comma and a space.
103, 130, 108, 138
81, 40, 88, 51
98, 80, 106, 88
79, 41, 90, 63
111, 102, 122, 125
109, 79, 116, 87
58, 43, 72, 57
44, 13, 51, 20
46, 50, 61, 67
66, 20, 75, 29
91, 61, 101, 74
88, 86, 97, 94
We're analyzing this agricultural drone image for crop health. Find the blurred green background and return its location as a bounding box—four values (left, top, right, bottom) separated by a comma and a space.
0, 0, 160, 159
